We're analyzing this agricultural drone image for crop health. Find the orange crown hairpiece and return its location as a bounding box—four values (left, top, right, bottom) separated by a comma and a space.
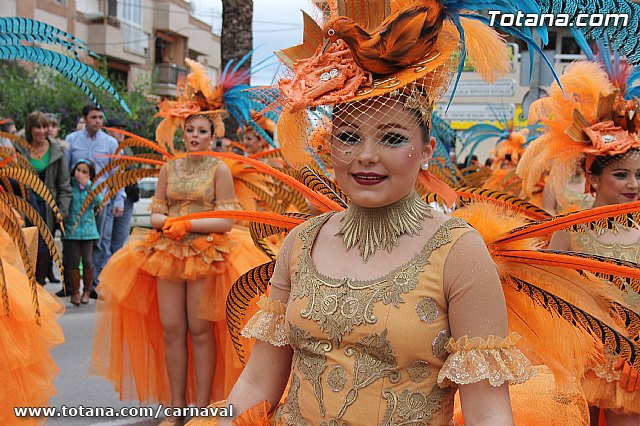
275, 0, 512, 113
518, 61, 640, 199
154, 58, 226, 153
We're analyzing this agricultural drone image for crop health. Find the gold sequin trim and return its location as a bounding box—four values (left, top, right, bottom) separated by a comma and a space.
337, 329, 400, 419
432, 329, 449, 358
407, 360, 432, 383
437, 332, 537, 387
416, 297, 438, 324
170, 157, 218, 196
321, 420, 348, 426
381, 385, 449, 425
326, 365, 347, 392
149, 196, 169, 214
288, 323, 332, 416
282, 373, 307, 426
293, 215, 469, 345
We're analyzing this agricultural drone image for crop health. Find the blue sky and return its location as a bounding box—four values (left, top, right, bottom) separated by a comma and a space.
192, 0, 317, 86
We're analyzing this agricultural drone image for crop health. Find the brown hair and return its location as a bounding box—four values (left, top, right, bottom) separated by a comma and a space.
24, 111, 50, 143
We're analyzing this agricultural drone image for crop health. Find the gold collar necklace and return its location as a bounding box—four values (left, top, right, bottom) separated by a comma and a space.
336, 192, 432, 263
180, 154, 209, 175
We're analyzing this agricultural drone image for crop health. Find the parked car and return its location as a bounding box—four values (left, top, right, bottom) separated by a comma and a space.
131, 177, 157, 228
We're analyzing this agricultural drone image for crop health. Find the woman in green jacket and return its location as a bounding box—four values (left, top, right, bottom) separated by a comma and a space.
15, 111, 71, 286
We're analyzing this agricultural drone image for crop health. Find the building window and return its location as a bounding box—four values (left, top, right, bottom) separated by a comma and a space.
114, 0, 147, 56
118, 0, 142, 26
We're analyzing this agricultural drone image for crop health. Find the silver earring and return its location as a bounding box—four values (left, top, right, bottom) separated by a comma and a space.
420, 162, 429, 170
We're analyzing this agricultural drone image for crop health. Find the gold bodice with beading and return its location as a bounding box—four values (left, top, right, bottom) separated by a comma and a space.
570, 228, 640, 307
166, 156, 220, 217
571, 229, 640, 263
281, 214, 475, 425
569, 226, 640, 412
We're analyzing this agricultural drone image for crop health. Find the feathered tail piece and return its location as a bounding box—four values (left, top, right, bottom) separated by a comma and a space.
453, 202, 640, 381
452, 187, 551, 220
0, 17, 130, 113
496, 200, 640, 244
538, 0, 640, 65
226, 262, 275, 364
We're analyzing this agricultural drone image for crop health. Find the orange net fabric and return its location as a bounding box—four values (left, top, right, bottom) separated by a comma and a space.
90, 226, 270, 405
0, 229, 64, 425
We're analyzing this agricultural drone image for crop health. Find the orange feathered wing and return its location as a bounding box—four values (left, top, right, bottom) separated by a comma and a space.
185, 151, 344, 212
496, 200, 640, 244
453, 202, 640, 381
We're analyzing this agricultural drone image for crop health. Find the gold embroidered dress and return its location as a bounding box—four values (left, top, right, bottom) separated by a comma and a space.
242, 213, 535, 425
91, 157, 269, 405
570, 227, 640, 414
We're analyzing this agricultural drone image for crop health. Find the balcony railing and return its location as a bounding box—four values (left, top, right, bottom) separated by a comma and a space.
155, 64, 187, 86
154, 64, 188, 96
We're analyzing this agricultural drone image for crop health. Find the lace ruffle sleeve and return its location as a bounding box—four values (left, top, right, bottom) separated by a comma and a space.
240, 295, 288, 346
437, 332, 537, 387
149, 196, 169, 214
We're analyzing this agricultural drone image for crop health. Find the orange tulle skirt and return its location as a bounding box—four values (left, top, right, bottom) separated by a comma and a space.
91, 226, 270, 405
1, 261, 65, 425
583, 366, 640, 415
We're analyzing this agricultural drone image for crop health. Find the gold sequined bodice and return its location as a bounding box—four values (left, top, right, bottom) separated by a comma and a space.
281, 213, 472, 426
570, 228, 640, 308
571, 229, 640, 263
166, 157, 219, 217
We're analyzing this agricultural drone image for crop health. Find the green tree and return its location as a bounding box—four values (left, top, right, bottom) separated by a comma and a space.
0, 61, 160, 140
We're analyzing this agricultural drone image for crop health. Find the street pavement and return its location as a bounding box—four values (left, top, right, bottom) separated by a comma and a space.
45, 284, 160, 426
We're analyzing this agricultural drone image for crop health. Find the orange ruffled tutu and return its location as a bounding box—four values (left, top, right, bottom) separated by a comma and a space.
1, 259, 65, 425
582, 357, 640, 415
91, 226, 270, 405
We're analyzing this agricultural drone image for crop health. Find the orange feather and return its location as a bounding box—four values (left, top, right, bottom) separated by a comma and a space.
168, 210, 305, 230
459, 17, 510, 83
454, 187, 551, 221
495, 200, 640, 244
0, 156, 15, 168
99, 154, 166, 167
104, 127, 174, 158
183, 151, 344, 212
495, 250, 640, 280
324, 2, 444, 75
250, 148, 281, 160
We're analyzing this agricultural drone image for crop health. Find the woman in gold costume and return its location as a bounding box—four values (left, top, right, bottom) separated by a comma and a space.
184, 0, 590, 423
91, 59, 270, 425
518, 58, 640, 425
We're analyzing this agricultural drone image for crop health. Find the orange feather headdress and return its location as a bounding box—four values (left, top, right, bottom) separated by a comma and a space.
265, 0, 541, 207
518, 60, 640, 200
154, 58, 227, 154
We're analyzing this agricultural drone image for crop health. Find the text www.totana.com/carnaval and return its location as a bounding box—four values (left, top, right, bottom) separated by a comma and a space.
13, 404, 234, 419
488, 11, 629, 27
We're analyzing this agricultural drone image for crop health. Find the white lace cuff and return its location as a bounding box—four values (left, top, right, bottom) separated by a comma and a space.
437, 332, 537, 387
240, 296, 288, 346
